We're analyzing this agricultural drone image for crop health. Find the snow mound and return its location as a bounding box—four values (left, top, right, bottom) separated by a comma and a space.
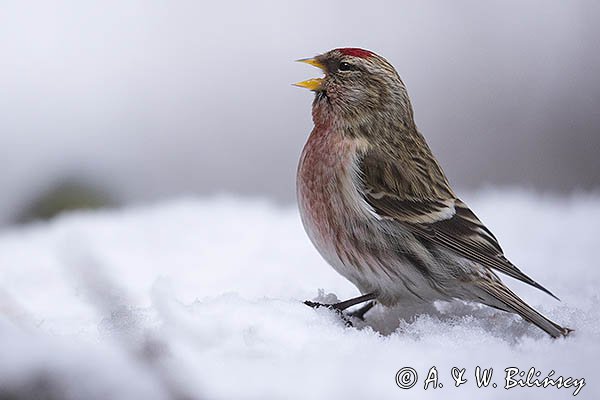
0, 190, 598, 399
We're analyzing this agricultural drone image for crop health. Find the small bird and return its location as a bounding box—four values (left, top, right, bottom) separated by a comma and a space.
294, 48, 571, 338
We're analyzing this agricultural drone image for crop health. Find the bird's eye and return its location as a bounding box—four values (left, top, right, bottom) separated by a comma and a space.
338, 62, 354, 71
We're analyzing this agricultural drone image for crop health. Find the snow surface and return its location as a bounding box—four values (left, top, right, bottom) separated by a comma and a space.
0, 190, 598, 399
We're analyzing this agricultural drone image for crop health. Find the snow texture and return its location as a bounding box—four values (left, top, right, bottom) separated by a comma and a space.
0, 190, 598, 399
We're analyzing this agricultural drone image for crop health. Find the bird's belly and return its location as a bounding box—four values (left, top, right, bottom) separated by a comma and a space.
297, 188, 372, 293
297, 160, 358, 281
299, 194, 442, 305
297, 133, 442, 305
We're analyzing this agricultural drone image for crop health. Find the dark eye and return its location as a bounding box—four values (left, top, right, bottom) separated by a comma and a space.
338, 61, 354, 71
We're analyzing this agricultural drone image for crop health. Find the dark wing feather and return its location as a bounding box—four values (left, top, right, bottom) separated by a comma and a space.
358, 149, 559, 300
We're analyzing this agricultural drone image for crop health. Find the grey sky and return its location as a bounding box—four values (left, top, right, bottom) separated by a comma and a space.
1, 0, 599, 223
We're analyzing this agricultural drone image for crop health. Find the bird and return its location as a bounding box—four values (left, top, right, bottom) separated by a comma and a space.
294, 47, 571, 338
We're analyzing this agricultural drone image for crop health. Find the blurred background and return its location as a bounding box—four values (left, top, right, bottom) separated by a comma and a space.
1, 0, 599, 226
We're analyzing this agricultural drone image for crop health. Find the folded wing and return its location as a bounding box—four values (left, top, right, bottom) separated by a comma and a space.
357, 148, 558, 299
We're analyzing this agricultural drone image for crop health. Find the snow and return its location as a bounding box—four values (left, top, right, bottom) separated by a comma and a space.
0, 190, 598, 399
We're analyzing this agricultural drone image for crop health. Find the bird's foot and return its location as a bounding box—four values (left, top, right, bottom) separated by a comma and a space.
346, 300, 376, 321
304, 295, 378, 326
303, 300, 354, 326
303, 300, 344, 311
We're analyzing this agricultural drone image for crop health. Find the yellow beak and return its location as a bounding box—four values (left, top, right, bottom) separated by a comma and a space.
293, 78, 323, 91
294, 58, 325, 91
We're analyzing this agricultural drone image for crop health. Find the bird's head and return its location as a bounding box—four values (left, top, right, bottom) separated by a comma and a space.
295, 48, 415, 131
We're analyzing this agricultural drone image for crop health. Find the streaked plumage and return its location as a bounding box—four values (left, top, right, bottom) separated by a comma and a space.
296, 48, 570, 338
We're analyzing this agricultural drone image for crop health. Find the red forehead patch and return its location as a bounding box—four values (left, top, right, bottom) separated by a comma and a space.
336, 48, 374, 59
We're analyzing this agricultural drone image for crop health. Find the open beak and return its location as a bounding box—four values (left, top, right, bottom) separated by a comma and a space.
294, 58, 325, 91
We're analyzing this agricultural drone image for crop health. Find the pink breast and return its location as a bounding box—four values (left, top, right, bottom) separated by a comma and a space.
297, 124, 359, 259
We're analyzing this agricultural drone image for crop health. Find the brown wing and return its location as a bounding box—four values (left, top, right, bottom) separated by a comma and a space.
358, 148, 558, 299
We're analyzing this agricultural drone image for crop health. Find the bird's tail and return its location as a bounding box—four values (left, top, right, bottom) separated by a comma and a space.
476, 280, 572, 339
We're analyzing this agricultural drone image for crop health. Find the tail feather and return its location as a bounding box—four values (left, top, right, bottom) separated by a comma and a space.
477, 280, 571, 339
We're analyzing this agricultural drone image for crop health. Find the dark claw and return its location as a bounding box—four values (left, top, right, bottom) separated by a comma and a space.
304, 293, 377, 327
303, 300, 354, 327
303, 300, 327, 309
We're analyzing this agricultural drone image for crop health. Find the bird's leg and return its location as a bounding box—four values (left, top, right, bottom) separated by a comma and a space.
304, 293, 377, 312
304, 293, 377, 327
346, 300, 376, 321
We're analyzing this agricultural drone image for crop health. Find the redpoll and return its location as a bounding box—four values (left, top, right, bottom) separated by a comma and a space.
295, 48, 570, 338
